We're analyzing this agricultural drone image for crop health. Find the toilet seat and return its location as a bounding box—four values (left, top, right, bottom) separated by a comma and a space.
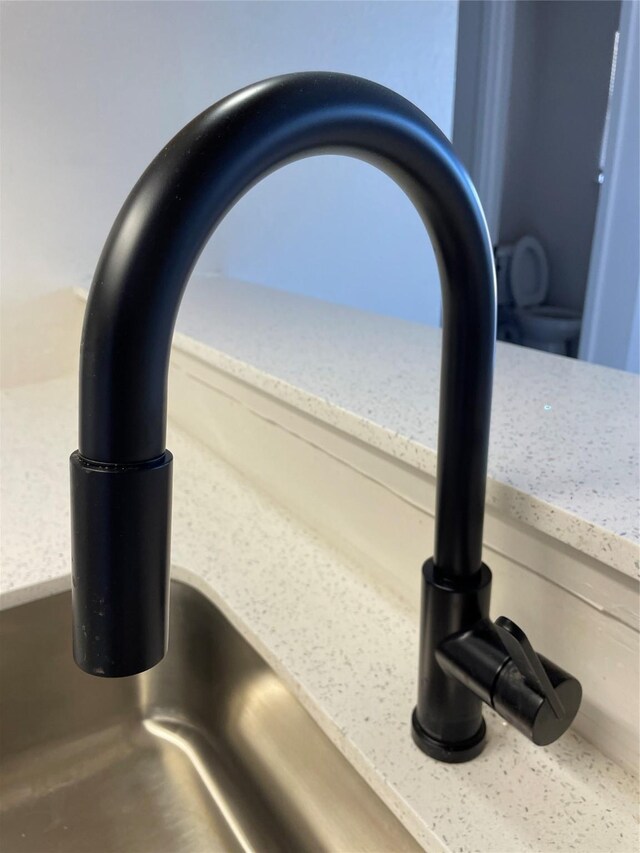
510, 236, 549, 307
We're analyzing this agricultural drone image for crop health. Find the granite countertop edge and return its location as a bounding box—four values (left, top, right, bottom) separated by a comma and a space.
173, 328, 638, 579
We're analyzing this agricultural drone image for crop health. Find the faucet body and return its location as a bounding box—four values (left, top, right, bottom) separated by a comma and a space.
71, 72, 580, 762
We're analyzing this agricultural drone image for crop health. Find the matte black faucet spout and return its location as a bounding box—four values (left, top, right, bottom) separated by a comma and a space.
71, 72, 580, 762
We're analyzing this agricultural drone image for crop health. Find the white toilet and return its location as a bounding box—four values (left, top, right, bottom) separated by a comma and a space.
496, 236, 582, 355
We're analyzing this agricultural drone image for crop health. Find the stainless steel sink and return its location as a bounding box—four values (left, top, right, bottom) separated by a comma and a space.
0, 581, 421, 852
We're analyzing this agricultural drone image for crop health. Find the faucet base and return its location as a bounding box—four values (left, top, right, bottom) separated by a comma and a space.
413, 560, 492, 761
411, 708, 486, 763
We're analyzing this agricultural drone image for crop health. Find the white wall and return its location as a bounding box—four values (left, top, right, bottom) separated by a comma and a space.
1, 1, 458, 325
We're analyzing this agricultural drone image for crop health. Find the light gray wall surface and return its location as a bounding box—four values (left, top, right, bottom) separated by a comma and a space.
499, 0, 621, 313
451, 1, 484, 176
1, 1, 458, 325
579, 0, 639, 373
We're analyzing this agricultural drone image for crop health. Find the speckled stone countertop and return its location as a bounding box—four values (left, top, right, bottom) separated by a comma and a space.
165, 275, 639, 579
1, 374, 638, 853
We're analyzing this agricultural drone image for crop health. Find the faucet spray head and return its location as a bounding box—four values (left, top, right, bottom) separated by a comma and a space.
70, 450, 173, 677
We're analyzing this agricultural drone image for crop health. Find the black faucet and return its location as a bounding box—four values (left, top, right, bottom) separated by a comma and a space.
70, 72, 581, 763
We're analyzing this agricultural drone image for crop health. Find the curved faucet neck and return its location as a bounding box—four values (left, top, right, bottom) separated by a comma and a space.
78, 71, 495, 580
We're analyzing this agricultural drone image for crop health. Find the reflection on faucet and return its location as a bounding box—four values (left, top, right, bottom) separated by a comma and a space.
70, 72, 581, 763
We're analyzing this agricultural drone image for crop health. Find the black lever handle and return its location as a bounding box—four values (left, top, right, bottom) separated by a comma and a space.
494, 616, 565, 718
436, 617, 582, 746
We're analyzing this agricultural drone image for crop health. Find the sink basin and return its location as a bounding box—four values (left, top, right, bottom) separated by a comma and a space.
0, 580, 420, 852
